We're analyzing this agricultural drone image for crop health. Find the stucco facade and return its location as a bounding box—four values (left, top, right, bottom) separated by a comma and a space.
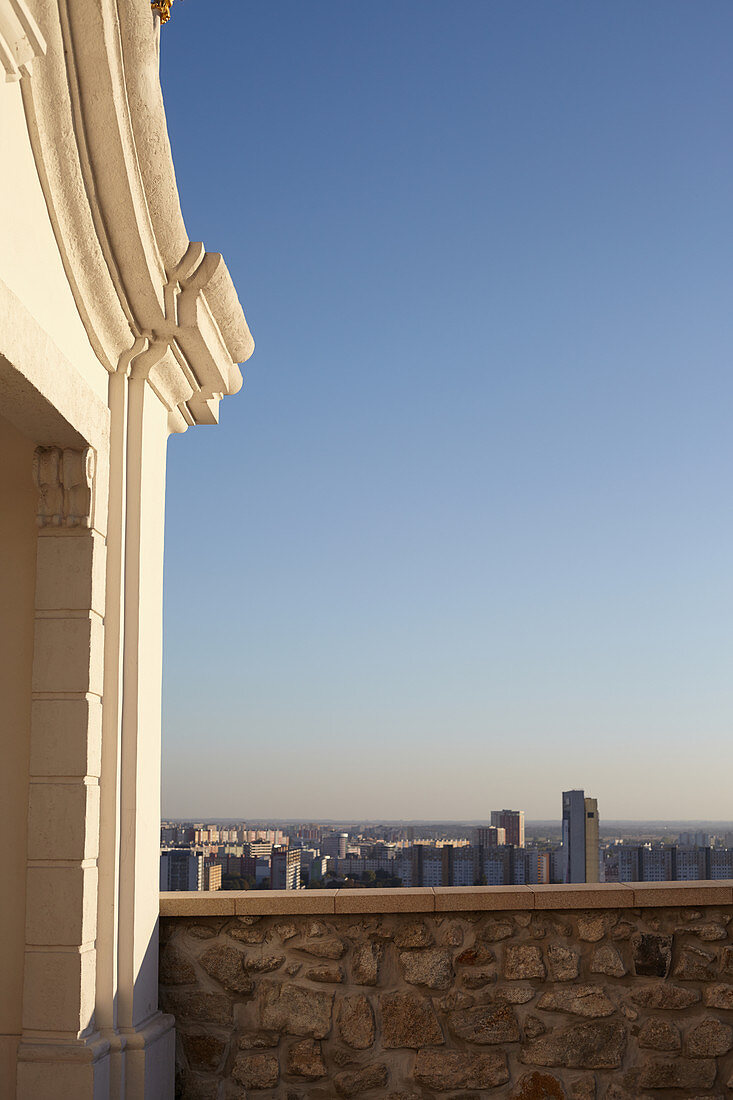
0, 2, 252, 1096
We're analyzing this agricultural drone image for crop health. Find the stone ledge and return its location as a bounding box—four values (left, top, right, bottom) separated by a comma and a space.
160, 879, 733, 916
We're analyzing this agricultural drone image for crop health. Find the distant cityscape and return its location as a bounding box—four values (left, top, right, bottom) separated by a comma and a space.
161, 789, 733, 893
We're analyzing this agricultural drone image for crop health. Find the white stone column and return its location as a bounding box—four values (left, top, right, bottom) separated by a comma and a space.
96, 350, 175, 1100
95, 364, 130, 1099
17, 446, 111, 1099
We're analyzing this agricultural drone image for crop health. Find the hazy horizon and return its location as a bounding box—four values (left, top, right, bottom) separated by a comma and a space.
163, 817, 733, 829
160, 2, 733, 821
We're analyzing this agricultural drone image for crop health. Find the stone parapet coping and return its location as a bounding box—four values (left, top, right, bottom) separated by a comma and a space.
160, 879, 733, 917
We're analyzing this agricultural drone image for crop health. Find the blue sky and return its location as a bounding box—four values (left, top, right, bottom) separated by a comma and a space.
160, 2, 733, 821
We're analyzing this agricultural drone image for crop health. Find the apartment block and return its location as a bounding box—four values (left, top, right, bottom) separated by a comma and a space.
160, 850, 203, 891
271, 846, 301, 890
490, 809, 525, 848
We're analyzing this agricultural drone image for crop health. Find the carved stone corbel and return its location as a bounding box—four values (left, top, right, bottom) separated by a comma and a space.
33, 445, 95, 528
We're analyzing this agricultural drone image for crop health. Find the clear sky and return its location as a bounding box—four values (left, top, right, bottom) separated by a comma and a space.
159, 1, 733, 822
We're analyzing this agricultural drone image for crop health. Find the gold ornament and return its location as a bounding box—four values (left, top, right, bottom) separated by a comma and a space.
151, 0, 173, 25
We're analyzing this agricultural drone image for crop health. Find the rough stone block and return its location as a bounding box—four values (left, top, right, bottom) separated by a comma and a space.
449, 1003, 520, 1044
494, 985, 536, 1004
394, 920, 434, 947
547, 944, 580, 982
274, 920, 298, 941
686, 1016, 733, 1056
718, 945, 733, 975
504, 944, 546, 980
399, 948, 453, 990
443, 922, 464, 946
455, 944, 495, 966
231, 1052, 279, 1089
589, 945, 626, 977
351, 941, 383, 985
414, 1050, 509, 1090
704, 983, 733, 1009
336, 994, 375, 1048
675, 921, 728, 940
510, 1071, 566, 1099
259, 981, 333, 1038
577, 914, 614, 942
245, 953, 285, 974
630, 984, 700, 1010
637, 1017, 681, 1051
536, 987, 615, 1018
521, 1021, 626, 1070
286, 1038, 326, 1079
299, 936, 346, 959
228, 921, 267, 944
673, 945, 717, 981
380, 991, 443, 1048
199, 945, 254, 995
305, 964, 343, 983
637, 1057, 716, 1090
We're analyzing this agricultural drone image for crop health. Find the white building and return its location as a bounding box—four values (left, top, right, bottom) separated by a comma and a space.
0, 1, 252, 1094
271, 846, 301, 890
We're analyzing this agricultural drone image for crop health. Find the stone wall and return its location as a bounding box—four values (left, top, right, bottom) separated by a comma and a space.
160, 885, 733, 1098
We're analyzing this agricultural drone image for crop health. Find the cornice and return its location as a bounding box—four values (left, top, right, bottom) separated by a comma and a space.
0, 0, 46, 80
14, 0, 253, 428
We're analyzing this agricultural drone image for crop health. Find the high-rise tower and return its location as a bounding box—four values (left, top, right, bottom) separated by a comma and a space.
562, 790, 600, 883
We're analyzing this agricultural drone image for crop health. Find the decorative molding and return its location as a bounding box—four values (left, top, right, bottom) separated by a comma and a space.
18, 0, 253, 429
33, 446, 95, 528
0, 0, 46, 81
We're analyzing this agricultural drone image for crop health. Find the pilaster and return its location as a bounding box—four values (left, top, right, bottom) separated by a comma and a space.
17, 446, 110, 1099
94, 349, 175, 1100
115, 360, 175, 1097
